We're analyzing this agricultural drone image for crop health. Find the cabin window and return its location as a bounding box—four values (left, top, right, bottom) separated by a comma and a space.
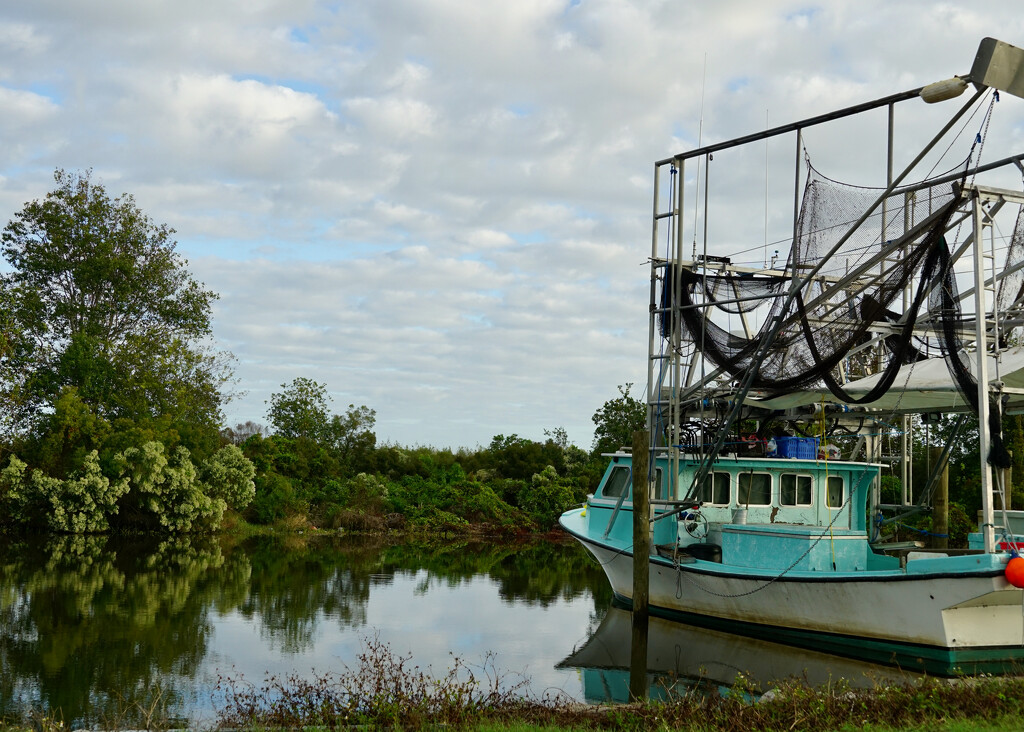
780, 473, 813, 506
646, 468, 666, 500
738, 472, 772, 506
602, 466, 631, 498
600, 466, 663, 500
698, 472, 730, 505
826, 475, 845, 508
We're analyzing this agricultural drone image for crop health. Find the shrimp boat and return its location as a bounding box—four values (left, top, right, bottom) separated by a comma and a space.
560, 38, 1024, 672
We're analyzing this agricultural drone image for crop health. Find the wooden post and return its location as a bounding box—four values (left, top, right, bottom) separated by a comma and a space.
629, 429, 650, 701
931, 446, 949, 550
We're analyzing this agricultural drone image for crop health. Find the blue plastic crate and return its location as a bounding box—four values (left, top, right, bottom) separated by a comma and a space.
775, 436, 819, 459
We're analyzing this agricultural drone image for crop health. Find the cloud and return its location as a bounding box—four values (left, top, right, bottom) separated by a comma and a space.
0, 86, 59, 129
3, 0, 1024, 446
346, 96, 439, 140
0, 21, 49, 60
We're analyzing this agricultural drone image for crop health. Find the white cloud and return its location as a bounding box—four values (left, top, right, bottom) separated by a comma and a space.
3, 0, 1024, 446
0, 21, 48, 59
345, 96, 439, 140
117, 73, 339, 178
0, 86, 59, 126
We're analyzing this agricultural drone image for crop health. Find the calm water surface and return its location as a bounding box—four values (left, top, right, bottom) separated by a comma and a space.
0, 533, 921, 726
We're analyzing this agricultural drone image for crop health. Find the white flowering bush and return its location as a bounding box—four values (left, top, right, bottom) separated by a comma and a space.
349, 472, 389, 501
0, 451, 128, 533
116, 442, 220, 532
115, 442, 256, 532
1, 455, 32, 522
1, 440, 257, 534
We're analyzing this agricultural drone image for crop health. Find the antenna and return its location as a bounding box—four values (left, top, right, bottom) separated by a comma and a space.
691, 53, 707, 261
764, 109, 769, 268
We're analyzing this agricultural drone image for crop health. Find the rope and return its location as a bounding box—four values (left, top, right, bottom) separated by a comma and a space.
894, 522, 948, 539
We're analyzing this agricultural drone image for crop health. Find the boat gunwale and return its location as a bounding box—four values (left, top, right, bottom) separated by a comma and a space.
559, 508, 1008, 583
606, 591, 1022, 669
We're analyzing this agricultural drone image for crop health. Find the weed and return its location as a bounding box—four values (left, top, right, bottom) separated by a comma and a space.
1, 683, 184, 732
216, 635, 533, 729
214, 638, 1024, 731
8, 644, 1024, 731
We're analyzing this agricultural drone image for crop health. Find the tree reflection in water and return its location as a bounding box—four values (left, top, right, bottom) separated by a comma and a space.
0, 533, 608, 726
0, 534, 240, 726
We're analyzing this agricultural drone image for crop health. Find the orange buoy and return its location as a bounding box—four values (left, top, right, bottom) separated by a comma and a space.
1006, 556, 1024, 588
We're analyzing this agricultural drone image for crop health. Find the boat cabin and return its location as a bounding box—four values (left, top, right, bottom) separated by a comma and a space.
585, 451, 884, 573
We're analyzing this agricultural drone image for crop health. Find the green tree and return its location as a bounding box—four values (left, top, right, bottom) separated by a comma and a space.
0, 285, 35, 436
1003, 413, 1024, 507
266, 377, 330, 441
325, 404, 377, 473
481, 434, 565, 481
0, 168, 229, 434
264, 378, 376, 476
545, 425, 598, 489
27, 387, 112, 479
591, 382, 647, 457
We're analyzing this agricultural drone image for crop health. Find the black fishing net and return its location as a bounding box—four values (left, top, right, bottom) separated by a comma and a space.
660, 158, 1019, 467
996, 202, 1024, 331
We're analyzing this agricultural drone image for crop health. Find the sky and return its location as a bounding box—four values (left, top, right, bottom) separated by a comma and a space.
2, 1, 1024, 449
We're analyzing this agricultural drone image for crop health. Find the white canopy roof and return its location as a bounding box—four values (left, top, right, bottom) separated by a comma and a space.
743, 346, 1024, 413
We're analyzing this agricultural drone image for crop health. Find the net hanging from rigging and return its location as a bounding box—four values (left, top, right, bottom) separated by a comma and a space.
660, 157, 1024, 467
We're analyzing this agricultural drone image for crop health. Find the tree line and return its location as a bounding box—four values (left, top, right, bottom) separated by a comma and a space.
0, 170, 646, 534
217, 378, 642, 532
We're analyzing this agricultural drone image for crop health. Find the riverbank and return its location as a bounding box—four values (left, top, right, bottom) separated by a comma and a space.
208, 653, 1024, 731
218, 510, 571, 543
6, 673, 1023, 731
474, 719, 1024, 732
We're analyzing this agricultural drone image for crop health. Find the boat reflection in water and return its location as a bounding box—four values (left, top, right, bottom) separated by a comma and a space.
559, 603, 928, 704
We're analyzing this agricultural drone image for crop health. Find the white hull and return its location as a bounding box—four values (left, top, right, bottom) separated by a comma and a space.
570, 526, 1024, 661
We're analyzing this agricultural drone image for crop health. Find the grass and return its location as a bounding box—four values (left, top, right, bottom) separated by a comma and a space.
4, 639, 1024, 732
210, 642, 1024, 732
210, 649, 1024, 732
849, 719, 1024, 731
471, 722, 1024, 732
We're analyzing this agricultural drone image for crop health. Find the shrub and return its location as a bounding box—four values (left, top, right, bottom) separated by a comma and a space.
346, 473, 390, 511
216, 637, 528, 729
1, 451, 129, 532
116, 442, 222, 532
248, 472, 306, 525
519, 468, 578, 528
202, 444, 257, 510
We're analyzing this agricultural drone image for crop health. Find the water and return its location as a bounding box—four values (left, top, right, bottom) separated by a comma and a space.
0, 532, 926, 726
0, 533, 612, 726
